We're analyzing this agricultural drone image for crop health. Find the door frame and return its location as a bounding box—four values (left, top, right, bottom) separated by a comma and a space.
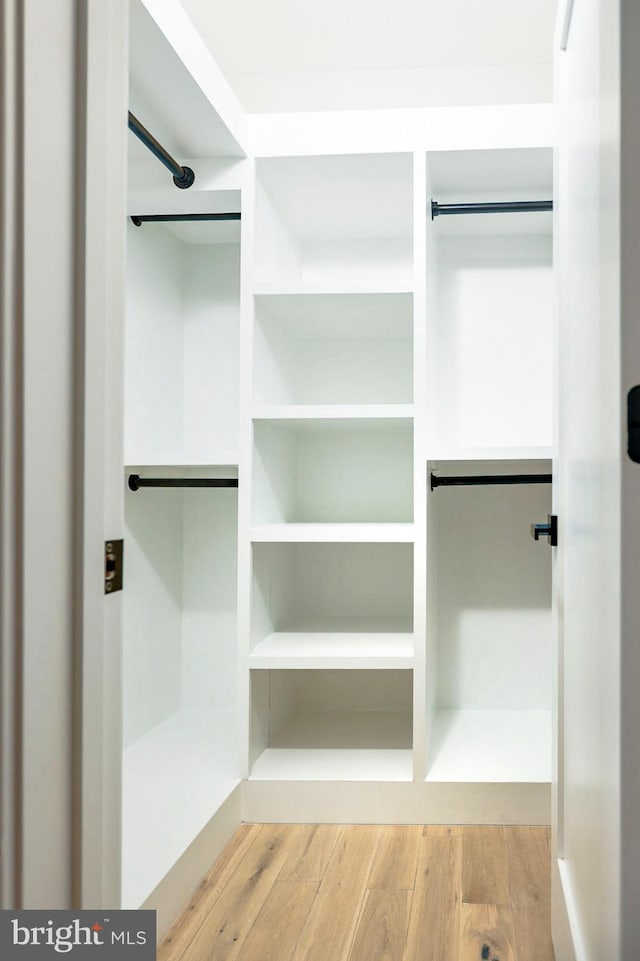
0, 0, 128, 909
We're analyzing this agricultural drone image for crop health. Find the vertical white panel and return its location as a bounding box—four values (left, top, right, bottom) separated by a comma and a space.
413, 152, 427, 780
77, 0, 128, 908
237, 159, 256, 777
20, 0, 77, 908
0, 0, 21, 910
620, 1, 640, 955
554, 0, 622, 956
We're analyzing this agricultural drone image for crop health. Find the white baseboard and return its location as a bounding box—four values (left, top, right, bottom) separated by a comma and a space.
552, 857, 580, 961
243, 779, 551, 824
141, 784, 242, 938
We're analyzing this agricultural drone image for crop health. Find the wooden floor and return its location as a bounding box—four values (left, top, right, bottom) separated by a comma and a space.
158, 824, 553, 961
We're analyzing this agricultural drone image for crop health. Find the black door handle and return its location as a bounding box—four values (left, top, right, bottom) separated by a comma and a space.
531, 514, 557, 547
628, 386, 640, 462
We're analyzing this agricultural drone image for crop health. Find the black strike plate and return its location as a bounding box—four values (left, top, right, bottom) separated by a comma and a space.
105, 539, 124, 594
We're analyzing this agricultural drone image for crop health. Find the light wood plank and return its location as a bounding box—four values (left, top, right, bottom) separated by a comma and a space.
504, 827, 553, 961
422, 825, 463, 838
292, 825, 381, 961
158, 823, 262, 961
462, 827, 510, 905
236, 881, 319, 961
404, 836, 461, 961
180, 823, 301, 961
367, 825, 421, 890
460, 904, 515, 961
347, 889, 411, 961
278, 824, 341, 882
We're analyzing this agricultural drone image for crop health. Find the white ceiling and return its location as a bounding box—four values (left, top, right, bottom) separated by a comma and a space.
179, 0, 558, 112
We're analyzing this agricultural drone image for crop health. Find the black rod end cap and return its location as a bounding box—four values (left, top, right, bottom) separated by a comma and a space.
173, 166, 195, 189
128, 474, 140, 492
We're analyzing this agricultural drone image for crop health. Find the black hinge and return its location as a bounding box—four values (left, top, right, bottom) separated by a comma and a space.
105, 539, 124, 593
530, 515, 558, 547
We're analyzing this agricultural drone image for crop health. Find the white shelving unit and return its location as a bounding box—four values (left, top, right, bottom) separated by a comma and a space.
122, 11, 557, 914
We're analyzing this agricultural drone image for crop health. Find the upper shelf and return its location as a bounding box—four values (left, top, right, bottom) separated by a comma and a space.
129, 0, 247, 163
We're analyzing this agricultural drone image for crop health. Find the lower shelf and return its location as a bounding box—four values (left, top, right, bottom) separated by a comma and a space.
122, 707, 239, 909
250, 710, 413, 782
248, 624, 414, 669
426, 709, 552, 783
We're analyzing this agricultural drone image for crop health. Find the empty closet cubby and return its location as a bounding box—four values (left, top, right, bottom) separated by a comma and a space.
427, 148, 553, 455
125, 209, 240, 465
250, 541, 414, 660
253, 292, 414, 406
426, 460, 552, 783
251, 418, 413, 525
254, 154, 413, 288
250, 669, 413, 781
122, 470, 239, 908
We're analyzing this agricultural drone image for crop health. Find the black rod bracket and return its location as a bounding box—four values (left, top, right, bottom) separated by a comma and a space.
128, 474, 238, 492
431, 199, 553, 219
531, 514, 558, 547
128, 111, 195, 189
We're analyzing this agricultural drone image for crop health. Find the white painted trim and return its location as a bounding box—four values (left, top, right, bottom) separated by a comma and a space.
141, 785, 242, 938
0, 0, 21, 911
76, 0, 128, 908
554, 859, 584, 961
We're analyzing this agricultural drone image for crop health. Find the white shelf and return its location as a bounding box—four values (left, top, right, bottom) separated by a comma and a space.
125, 452, 239, 468
426, 710, 552, 784
249, 627, 414, 669
427, 447, 552, 463
250, 710, 413, 781
250, 523, 415, 543
252, 404, 414, 421
253, 281, 414, 297
122, 708, 239, 908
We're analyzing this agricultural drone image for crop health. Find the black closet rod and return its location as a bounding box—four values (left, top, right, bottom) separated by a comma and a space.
431, 199, 553, 219
131, 213, 241, 227
128, 111, 195, 189
128, 474, 238, 492
430, 472, 552, 490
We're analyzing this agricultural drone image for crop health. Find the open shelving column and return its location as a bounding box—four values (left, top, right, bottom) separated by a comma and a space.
243, 153, 420, 783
